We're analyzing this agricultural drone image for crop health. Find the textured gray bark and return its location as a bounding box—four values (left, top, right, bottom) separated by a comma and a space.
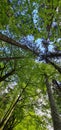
45, 74, 61, 130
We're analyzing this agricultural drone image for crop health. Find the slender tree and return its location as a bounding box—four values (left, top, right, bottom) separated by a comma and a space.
45, 74, 61, 130
0, 81, 29, 130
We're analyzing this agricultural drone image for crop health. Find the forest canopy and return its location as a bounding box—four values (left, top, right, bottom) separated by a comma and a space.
0, 0, 61, 130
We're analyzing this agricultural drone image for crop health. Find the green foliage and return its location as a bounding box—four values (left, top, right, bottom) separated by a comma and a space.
0, 0, 61, 130
14, 114, 47, 130
0, 0, 60, 38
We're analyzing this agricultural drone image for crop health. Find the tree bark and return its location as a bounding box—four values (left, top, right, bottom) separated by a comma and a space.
0, 33, 38, 55
45, 74, 61, 130
1, 33, 61, 59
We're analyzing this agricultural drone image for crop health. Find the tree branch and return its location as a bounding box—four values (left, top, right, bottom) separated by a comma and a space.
0, 33, 39, 56
0, 69, 15, 82
46, 58, 61, 74
0, 56, 25, 61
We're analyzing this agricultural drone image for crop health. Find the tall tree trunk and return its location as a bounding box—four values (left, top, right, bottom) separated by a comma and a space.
45, 74, 61, 130
0, 82, 29, 130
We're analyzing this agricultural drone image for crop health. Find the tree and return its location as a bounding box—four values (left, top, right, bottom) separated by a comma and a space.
45, 74, 61, 130
0, 0, 61, 130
